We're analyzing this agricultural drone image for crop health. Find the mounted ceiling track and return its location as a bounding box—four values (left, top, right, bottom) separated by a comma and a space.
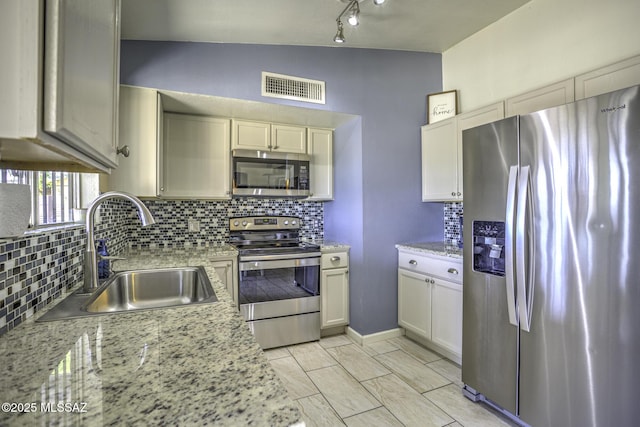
334, 0, 387, 44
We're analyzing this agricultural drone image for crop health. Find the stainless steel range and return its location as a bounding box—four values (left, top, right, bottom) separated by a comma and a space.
229, 216, 321, 349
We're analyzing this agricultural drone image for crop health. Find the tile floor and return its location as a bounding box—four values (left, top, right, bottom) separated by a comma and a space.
265, 334, 517, 427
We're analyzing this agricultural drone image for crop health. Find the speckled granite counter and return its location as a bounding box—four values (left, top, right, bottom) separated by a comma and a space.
396, 241, 463, 259
0, 246, 301, 426
303, 239, 350, 253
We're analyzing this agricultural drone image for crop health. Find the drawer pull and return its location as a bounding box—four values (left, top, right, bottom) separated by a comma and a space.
330, 256, 341, 262
448, 268, 459, 275
409, 260, 418, 266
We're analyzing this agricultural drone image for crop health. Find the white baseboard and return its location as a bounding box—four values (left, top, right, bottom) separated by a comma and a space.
346, 327, 404, 346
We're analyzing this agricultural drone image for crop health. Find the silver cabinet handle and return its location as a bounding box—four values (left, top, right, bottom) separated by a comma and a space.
409, 260, 417, 265
330, 256, 341, 262
447, 268, 459, 275
451, 192, 456, 196
117, 145, 130, 157
457, 192, 462, 196
431, 279, 435, 284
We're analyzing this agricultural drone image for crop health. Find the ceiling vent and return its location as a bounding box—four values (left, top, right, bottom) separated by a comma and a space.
261, 72, 326, 104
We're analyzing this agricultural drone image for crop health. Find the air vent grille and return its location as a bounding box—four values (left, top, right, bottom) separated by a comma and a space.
262, 72, 326, 104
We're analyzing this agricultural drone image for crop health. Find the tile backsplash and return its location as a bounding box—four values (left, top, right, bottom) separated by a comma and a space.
0, 227, 85, 335
0, 197, 323, 336
444, 202, 463, 245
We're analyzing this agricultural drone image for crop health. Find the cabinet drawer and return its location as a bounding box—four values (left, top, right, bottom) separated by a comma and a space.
322, 252, 349, 269
398, 251, 462, 284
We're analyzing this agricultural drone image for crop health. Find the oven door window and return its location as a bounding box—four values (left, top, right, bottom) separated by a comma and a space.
239, 260, 320, 304
233, 158, 295, 190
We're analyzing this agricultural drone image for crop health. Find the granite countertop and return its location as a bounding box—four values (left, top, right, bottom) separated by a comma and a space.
0, 245, 301, 426
302, 239, 350, 252
396, 241, 463, 259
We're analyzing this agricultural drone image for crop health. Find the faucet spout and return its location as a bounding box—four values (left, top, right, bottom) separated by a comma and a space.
83, 191, 156, 293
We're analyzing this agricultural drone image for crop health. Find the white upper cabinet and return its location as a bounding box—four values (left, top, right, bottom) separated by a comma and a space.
421, 102, 505, 202
0, 0, 121, 172
231, 120, 271, 151
160, 114, 231, 199
102, 86, 159, 197
421, 118, 460, 201
505, 78, 574, 117
307, 128, 333, 201
271, 124, 307, 153
231, 120, 307, 153
575, 54, 640, 100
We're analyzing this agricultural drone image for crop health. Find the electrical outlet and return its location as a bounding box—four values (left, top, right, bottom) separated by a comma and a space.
187, 219, 200, 232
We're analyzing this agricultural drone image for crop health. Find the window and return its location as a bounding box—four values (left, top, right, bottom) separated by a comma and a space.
0, 169, 79, 227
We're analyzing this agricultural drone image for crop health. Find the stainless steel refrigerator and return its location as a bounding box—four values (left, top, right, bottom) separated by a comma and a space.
461, 85, 640, 426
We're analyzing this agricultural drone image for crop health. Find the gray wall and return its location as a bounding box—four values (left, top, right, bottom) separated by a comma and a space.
120, 41, 444, 336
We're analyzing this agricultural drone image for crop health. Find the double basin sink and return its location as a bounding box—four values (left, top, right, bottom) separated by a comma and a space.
38, 266, 218, 322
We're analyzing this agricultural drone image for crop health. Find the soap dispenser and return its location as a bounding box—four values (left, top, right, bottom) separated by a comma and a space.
96, 238, 110, 279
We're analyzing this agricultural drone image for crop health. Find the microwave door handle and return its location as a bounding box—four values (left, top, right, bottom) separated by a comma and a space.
505, 165, 519, 327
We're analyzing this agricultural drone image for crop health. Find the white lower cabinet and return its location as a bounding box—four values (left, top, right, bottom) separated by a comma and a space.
212, 257, 238, 305
321, 251, 349, 329
397, 249, 463, 362
430, 277, 462, 356
398, 269, 432, 337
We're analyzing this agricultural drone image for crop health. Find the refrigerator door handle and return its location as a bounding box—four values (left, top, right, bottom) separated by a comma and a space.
516, 165, 534, 332
504, 165, 519, 327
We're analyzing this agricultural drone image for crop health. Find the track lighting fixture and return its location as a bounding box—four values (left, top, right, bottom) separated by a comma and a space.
333, 0, 388, 44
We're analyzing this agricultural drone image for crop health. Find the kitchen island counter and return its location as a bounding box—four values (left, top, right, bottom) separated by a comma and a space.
0, 246, 301, 426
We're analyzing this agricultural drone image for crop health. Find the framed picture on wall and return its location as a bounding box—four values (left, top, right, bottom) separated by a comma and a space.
427, 90, 458, 124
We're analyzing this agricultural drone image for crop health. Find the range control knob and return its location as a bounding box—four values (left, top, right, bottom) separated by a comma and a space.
242, 220, 248, 226
284, 220, 289, 226
233, 220, 239, 227
291, 220, 297, 226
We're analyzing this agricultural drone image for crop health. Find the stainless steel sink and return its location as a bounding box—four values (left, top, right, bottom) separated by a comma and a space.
38, 266, 217, 322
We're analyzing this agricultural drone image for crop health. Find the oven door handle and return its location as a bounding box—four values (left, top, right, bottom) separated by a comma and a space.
239, 252, 321, 262
239, 256, 321, 271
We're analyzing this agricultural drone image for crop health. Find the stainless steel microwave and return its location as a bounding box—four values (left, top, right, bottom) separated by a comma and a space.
232, 150, 310, 197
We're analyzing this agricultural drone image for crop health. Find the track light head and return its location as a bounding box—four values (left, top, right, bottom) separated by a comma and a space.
347, 2, 359, 26
333, 21, 345, 43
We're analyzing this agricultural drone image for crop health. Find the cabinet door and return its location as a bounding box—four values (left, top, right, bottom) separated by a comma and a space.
231, 120, 270, 150
102, 86, 158, 196
321, 267, 349, 328
505, 78, 574, 117
431, 278, 463, 357
575, 54, 640, 100
308, 128, 333, 201
421, 118, 459, 201
43, 0, 120, 168
398, 269, 431, 338
272, 124, 307, 153
212, 259, 238, 305
160, 114, 231, 198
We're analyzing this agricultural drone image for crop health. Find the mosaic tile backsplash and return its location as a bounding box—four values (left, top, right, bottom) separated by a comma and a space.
444, 202, 464, 245
0, 197, 323, 336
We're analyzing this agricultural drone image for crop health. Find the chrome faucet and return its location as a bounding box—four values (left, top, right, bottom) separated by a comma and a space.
83, 191, 156, 293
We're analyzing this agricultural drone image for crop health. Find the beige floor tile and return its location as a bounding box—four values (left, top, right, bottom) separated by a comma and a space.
319, 334, 355, 349
262, 347, 290, 360
361, 339, 400, 356
375, 350, 451, 393
424, 384, 512, 427
427, 359, 463, 387
343, 407, 404, 427
295, 393, 345, 427
307, 365, 381, 418
288, 341, 338, 371
269, 356, 319, 400
326, 344, 391, 381
362, 374, 454, 427
389, 336, 443, 363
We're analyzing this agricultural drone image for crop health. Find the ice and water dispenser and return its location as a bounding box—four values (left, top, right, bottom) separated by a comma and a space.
472, 221, 505, 276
